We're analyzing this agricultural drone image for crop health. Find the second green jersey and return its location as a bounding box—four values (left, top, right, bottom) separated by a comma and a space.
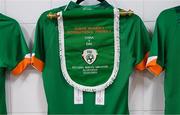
0, 13, 30, 114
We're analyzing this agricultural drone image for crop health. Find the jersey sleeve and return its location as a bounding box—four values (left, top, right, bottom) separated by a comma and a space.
31, 18, 45, 72
7, 22, 30, 75
132, 16, 151, 71
146, 17, 164, 76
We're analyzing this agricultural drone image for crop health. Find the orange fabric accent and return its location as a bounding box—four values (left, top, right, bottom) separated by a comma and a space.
135, 52, 149, 71
31, 56, 44, 72
12, 58, 31, 76
146, 59, 163, 76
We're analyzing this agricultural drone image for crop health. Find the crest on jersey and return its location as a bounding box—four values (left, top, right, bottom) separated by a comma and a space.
82, 49, 98, 65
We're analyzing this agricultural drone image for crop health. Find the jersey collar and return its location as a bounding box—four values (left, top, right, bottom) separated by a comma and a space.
64, 0, 113, 11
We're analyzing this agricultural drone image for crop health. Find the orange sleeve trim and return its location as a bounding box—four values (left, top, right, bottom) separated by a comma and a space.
146, 59, 163, 76
135, 52, 149, 71
31, 56, 44, 72
12, 58, 31, 76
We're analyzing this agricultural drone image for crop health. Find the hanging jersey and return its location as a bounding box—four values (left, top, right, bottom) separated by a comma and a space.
146, 6, 180, 114
0, 13, 30, 114
32, 1, 151, 114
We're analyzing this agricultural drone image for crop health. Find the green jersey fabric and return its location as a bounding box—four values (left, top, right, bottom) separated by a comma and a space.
0, 13, 30, 114
0, 68, 6, 114
32, 1, 151, 114
146, 6, 180, 114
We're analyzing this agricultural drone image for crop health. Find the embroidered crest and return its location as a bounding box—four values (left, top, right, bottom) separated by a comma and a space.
82, 49, 98, 65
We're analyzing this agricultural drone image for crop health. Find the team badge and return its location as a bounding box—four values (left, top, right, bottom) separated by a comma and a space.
82, 49, 98, 65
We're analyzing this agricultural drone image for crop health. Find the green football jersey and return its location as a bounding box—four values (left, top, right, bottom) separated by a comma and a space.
32, 1, 151, 114
146, 6, 180, 114
0, 13, 30, 114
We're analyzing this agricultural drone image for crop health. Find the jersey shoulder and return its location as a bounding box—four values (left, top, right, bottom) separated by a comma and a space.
159, 6, 177, 18
0, 13, 20, 28
37, 6, 66, 24
119, 9, 143, 27
157, 7, 177, 27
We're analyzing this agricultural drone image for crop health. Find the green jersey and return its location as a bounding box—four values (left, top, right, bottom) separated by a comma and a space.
32, 1, 151, 114
0, 13, 30, 114
146, 6, 180, 114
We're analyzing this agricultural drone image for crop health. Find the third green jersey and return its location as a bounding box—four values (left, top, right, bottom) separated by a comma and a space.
147, 7, 180, 114
147, 6, 180, 114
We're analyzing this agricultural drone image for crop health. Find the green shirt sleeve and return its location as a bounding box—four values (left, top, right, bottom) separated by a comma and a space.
131, 15, 151, 71
31, 7, 65, 72
32, 17, 45, 72
146, 15, 165, 76
0, 21, 30, 75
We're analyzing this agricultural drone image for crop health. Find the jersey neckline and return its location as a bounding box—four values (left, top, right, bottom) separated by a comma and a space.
64, 0, 113, 11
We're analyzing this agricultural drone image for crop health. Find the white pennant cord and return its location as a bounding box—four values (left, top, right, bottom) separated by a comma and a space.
74, 88, 83, 104
95, 90, 105, 105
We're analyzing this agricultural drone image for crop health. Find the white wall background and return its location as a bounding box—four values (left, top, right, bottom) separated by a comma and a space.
0, 0, 179, 115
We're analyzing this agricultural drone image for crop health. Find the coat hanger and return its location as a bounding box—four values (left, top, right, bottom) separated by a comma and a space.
47, 9, 133, 19
76, 0, 105, 4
